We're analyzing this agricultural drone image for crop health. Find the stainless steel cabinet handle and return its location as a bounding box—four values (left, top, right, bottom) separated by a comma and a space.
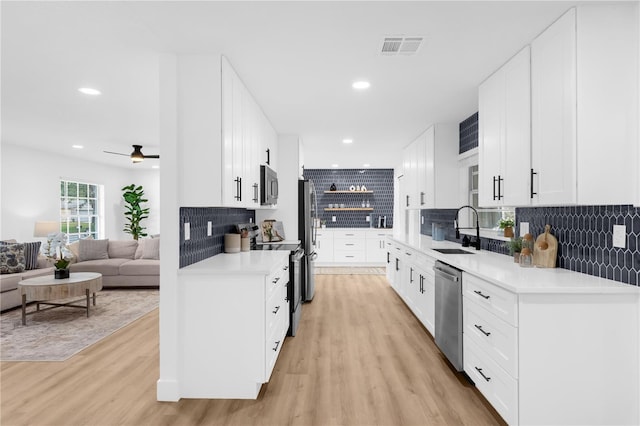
475, 367, 491, 382
272, 306, 280, 314
474, 324, 491, 337
473, 290, 490, 299
433, 267, 459, 282
272, 341, 281, 352
252, 183, 259, 203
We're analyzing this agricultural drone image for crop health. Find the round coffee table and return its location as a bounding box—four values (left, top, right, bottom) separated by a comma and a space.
18, 272, 103, 325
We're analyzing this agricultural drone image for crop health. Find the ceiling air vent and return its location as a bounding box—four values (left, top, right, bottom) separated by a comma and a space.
381, 36, 424, 56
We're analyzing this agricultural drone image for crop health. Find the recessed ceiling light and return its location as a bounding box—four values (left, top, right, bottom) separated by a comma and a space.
363, 164, 371, 168
78, 87, 101, 96
72, 145, 84, 149
331, 164, 339, 168
342, 139, 353, 144
152, 165, 160, 169
352, 81, 370, 90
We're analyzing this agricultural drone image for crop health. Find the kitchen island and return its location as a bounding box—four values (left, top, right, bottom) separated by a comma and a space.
177, 251, 290, 399
387, 234, 640, 425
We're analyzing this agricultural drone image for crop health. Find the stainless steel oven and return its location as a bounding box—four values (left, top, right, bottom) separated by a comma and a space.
289, 248, 304, 336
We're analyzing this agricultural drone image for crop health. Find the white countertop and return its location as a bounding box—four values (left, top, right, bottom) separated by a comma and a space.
390, 234, 640, 296
179, 251, 289, 275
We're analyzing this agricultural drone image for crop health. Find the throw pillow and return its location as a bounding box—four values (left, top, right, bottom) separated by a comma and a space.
0, 243, 26, 274
108, 240, 138, 259
67, 235, 93, 261
22, 241, 42, 270
78, 239, 109, 262
141, 238, 160, 260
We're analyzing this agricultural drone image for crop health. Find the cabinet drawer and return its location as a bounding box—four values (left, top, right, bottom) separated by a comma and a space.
464, 337, 518, 426
265, 318, 287, 381
333, 238, 365, 251
333, 250, 365, 263
464, 297, 518, 378
265, 284, 286, 336
266, 263, 289, 302
333, 230, 366, 239
366, 230, 392, 240
463, 273, 518, 327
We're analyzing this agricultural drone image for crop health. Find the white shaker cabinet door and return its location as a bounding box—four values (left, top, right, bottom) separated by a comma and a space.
531, 8, 577, 205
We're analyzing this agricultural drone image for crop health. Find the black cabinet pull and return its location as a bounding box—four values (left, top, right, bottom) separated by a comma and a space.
283, 266, 288, 270
395, 258, 399, 271
420, 191, 425, 206
387, 252, 390, 264
419, 275, 424, 293
272, 277, 280, 284
474, 324, 491, 337
266, 148, 270, 165
497, 175, 503, 200
272, 306, 280, 314
473, 290, 490, 299
272, 341, 280, 352
530, 168, 537, 199
406, 195, 410, 207
475, 367, 491, 382
410, 267, 414, 283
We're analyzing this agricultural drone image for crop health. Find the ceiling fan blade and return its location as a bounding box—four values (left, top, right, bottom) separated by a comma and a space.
143, 155, 160, 159
103, 150, 130, 157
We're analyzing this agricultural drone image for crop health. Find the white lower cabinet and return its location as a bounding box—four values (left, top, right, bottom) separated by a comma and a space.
463, 272, 640, 425
316, 228, 392, 266
180, 256, 289, 399
385, 242, 436, 338
315, 230, 334, 264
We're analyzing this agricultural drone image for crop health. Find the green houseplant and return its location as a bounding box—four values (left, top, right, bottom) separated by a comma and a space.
122, 184, 150, 240
506, 237, 523, 263
499, 218, 515, 237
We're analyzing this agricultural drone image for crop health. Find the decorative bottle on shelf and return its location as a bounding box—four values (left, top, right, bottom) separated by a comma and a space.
362, 199, 365, 208
366, 200, 370, 208
330, 183, 337, 191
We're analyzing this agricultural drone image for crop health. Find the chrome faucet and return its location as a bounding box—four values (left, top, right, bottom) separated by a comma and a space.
454, 205, 481, 250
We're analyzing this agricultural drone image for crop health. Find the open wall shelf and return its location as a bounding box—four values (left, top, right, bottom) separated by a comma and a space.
324, 190, 374, 194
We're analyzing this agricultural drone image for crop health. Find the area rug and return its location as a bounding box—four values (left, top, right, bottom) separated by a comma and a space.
0, 289, 158, 362
316, 267, 385, 275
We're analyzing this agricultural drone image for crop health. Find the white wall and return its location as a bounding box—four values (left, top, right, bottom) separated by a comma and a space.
0, 143, 160, 242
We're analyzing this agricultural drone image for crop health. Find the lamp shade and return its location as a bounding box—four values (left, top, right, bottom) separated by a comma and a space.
34, 221, 59, 237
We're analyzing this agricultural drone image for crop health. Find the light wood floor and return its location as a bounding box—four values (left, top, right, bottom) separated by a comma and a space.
1, 274, 505, 426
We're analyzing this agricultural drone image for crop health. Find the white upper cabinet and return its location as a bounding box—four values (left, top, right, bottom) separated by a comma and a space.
531, 5, 638, 205
479, 46, 531, 207
401, 124, 459, 210
221, 56, 279, 208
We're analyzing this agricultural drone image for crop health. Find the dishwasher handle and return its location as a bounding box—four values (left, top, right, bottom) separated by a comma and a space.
433, 266, 460, 282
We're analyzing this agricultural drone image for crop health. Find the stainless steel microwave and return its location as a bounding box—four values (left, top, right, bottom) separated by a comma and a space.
260, 165, 278, 205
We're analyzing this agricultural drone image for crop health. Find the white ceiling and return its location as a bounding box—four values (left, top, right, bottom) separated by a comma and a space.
1, 1, 580, 170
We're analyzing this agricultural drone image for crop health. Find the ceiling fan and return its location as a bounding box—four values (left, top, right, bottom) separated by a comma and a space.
104, 145, 160, 163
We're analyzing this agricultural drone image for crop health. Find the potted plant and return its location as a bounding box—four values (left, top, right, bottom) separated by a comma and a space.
499, 218, 515, 237
54, 257, 71, 279
506, 237, 523, 263
122, 184, 150, 240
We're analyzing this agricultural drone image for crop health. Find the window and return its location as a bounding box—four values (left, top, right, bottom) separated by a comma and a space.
60, 180, 101, 242
468, 165, 514, 230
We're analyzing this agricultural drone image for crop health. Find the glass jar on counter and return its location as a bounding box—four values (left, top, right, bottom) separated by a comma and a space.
520, 233, 534, 267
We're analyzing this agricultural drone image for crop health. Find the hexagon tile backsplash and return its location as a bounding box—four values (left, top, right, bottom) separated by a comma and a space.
515, 205, 640, 286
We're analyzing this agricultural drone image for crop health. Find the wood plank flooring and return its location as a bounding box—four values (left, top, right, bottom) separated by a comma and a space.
1, 274, 505, 426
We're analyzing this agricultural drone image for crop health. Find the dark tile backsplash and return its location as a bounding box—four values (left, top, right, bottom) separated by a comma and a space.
516, 205, 640, 286
179, 207, 255, 268
459, 112, 478, 154
303, 169, 394, 228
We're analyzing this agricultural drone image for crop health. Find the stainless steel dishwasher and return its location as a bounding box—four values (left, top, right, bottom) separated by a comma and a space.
433, 260, 463, 371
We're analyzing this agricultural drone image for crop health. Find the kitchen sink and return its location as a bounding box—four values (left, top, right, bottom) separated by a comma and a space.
432, 248, 475, 254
